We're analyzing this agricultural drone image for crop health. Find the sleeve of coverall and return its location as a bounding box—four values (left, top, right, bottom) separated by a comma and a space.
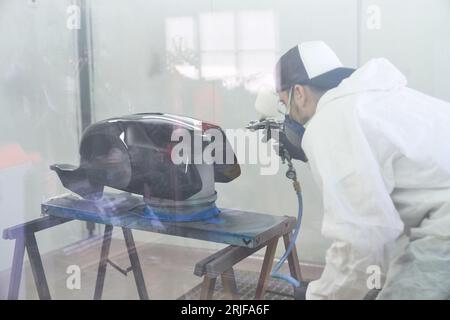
302, 108, 404, 300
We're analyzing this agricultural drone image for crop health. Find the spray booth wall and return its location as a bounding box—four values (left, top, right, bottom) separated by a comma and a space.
1, 0, 449, 285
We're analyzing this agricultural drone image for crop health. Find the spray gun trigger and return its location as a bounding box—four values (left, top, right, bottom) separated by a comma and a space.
265, 124, 272, 140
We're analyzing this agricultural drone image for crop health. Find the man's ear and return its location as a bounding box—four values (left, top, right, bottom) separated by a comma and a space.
292, 84, 306, 108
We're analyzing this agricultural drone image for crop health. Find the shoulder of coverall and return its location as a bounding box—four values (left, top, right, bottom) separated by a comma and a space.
314, 58, 408, 116
301, 58, 408, 151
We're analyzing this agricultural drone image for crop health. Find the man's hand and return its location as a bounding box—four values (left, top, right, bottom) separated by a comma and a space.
263, 129, 308, 162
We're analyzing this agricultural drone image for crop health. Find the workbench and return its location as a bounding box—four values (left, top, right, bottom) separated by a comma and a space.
2, 192, 302, 300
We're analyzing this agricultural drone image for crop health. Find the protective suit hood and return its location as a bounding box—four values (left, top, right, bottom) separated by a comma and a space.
317, 58, 408, 113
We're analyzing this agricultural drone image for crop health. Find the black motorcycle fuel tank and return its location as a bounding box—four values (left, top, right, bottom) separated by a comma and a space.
51, 113, 240, 201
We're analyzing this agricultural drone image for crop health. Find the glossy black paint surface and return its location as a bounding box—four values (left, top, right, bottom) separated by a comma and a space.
51, 113, 240, 200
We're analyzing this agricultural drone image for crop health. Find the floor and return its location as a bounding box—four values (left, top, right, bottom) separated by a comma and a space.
0, 235, 323, 300
179, 269, 300, 300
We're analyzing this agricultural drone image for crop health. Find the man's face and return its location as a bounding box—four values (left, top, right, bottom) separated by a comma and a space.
278, 85, 318, 125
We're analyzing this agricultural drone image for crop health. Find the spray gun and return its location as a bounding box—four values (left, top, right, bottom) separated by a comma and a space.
246, 118, 300, 193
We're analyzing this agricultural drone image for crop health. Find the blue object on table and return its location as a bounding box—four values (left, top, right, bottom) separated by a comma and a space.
142, 205, 220, 222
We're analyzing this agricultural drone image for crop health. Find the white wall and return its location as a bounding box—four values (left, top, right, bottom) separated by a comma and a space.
360, 0, 450, 101
0, 0, 87, 279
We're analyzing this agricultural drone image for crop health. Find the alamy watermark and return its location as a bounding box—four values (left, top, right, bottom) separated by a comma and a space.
66, 264, 81, 290
66, 5, 81, 30
170, 127, 280, 175
366, 4, 382, 30
366, 265, 382, 290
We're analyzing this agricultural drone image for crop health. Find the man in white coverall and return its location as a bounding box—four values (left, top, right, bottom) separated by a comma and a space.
274, 41, 450, 299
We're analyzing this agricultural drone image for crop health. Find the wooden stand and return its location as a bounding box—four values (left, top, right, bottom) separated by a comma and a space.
3, 216, 149, 300
194, 232, 302, 300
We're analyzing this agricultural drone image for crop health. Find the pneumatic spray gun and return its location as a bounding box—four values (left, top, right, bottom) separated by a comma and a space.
246, 118, 300, 193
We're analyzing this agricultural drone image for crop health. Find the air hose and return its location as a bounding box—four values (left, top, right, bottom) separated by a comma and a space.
270, 153, 303, 288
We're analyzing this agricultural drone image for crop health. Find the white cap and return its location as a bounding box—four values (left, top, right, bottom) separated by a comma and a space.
275, 41, 355, 92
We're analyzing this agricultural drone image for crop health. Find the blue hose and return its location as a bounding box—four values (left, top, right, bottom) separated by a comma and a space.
270, 190, 303, 287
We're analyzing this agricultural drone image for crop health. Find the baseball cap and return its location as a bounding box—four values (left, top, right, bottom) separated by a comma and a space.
275, 41, 355, 92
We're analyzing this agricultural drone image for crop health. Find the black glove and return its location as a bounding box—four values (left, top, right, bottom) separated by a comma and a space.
293, 280, 310, 300
278, 130, 308, 162
262, 129, 308, 162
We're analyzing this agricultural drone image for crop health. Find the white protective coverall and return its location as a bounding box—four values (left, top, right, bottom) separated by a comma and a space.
303, 58, 450, 300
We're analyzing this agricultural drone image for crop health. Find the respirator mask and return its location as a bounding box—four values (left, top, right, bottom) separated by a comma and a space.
280, 87, 308, 162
